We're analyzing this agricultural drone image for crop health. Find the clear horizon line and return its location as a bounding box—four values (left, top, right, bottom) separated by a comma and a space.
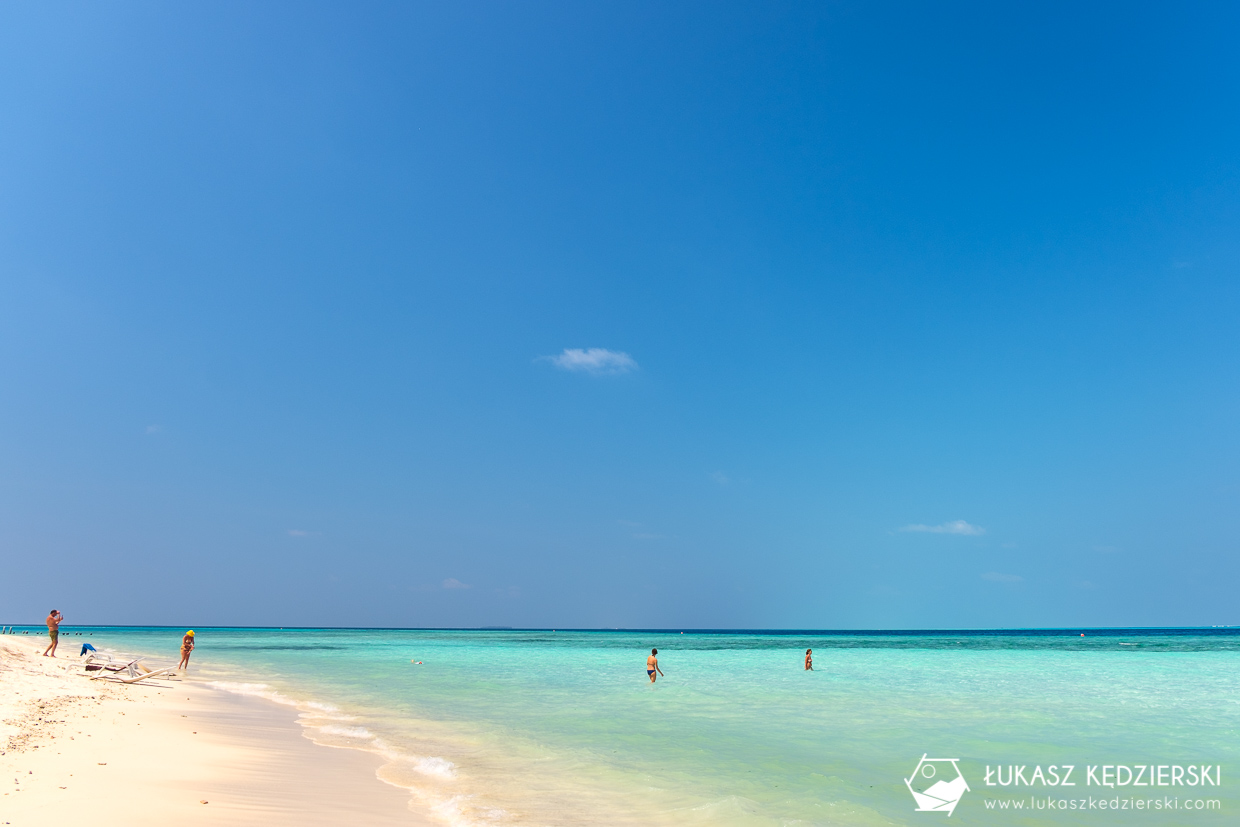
5, 624, 1238, 634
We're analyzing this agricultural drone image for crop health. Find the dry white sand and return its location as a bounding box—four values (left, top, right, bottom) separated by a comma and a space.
0, 634, 431, 826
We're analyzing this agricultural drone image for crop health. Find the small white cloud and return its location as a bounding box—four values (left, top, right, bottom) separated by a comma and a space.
899, 520, 985, 536
442, 578, 471, 590
542, 348, 637, 375
981, 572, 1023, 583
145, 424, 161, 434
287, 529, 316, 537
711, 471, 729, 485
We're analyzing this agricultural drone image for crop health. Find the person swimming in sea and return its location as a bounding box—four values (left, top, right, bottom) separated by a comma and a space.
178, 630, 195, 670
647, 648, 663, 683
805, 648, 813, 670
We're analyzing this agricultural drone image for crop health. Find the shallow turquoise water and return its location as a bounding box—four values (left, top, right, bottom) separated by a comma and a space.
28, 627, 1240, 826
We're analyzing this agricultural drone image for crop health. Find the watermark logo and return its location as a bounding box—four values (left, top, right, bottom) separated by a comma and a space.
906, 754, 970, 816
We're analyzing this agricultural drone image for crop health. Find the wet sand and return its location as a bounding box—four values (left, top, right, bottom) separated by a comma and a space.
0, 634, 429, 826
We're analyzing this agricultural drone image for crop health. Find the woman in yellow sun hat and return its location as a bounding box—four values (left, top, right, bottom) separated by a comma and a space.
178, 630, 195, 670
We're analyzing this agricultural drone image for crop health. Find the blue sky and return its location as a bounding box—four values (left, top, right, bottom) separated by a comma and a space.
2, 2, 1238, 628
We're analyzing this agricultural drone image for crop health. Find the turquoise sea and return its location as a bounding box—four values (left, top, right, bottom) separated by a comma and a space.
15, 627, 1239, 826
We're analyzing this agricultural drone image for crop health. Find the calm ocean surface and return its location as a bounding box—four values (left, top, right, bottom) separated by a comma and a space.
23, 627, 1240, 826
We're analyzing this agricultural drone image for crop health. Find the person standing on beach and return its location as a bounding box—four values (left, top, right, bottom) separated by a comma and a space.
647, 648, 663, 683
805, 649, 813, 670
43, 609, 63, 657
178, 630, 195, 670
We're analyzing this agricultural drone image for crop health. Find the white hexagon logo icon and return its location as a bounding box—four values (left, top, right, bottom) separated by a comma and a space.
905, 754, 969, 815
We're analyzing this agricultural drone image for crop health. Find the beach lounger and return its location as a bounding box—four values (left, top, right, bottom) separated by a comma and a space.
76, 651, 181, 683
114, 666, 178, 684
87, 659, 179, 684
86, 656, 146, 679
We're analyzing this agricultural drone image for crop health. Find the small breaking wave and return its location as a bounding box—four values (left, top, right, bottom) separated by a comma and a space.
299, 710, 357, 722
207, 678, 486, 824
319, 724, 373, 739
207, 680, 339, 712
373, 738, 458, 780
413, 756, 458, 780
430, 794, 509, 824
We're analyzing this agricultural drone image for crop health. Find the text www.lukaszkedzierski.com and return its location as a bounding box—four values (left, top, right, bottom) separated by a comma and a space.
983, 796, 1220, 812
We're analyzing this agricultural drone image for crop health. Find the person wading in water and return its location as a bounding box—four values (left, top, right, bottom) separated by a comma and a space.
647, 648, 664, 683
178, 630, 196, 670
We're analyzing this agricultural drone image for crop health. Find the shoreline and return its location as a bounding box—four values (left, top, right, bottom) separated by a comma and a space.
9, 626, 1238, 826
0, 635, 431, 826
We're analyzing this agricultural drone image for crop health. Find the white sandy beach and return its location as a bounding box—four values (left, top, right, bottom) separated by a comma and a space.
0, 634, 429, 826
